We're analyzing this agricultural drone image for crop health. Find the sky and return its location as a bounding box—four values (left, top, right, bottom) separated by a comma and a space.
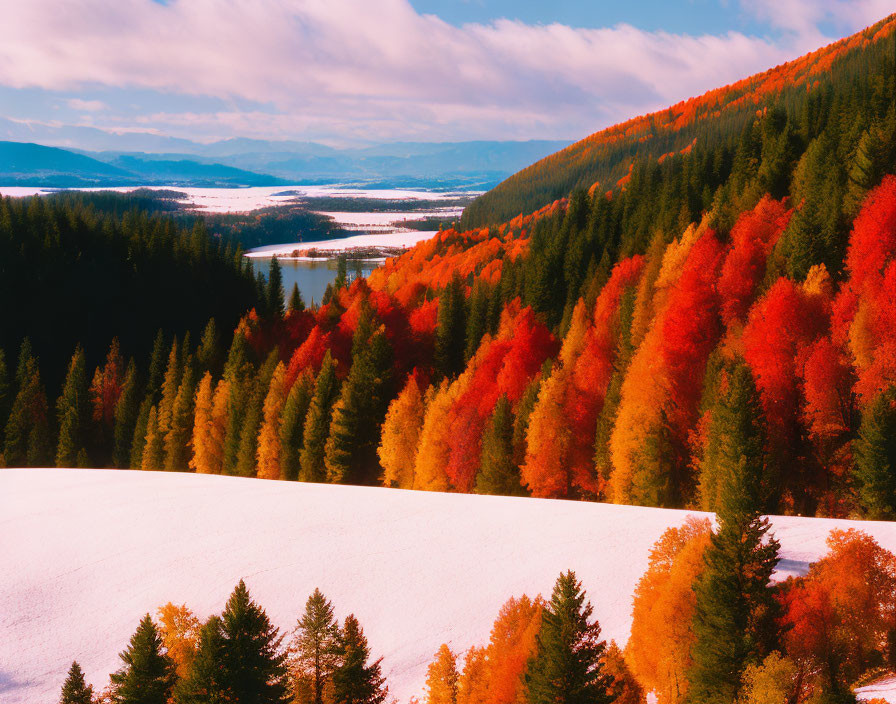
0, 0, 892, 149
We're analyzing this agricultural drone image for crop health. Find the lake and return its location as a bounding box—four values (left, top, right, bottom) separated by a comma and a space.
250, 256, 378, 307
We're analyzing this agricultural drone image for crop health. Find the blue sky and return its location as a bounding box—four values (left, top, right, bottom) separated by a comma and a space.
0, 0, 890, 149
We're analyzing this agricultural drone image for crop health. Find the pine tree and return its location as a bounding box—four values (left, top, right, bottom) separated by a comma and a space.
109, 614, 177, 704
279, 373, 313, 481
59, 661, 94, 704
268, 258, 285, 319
434, 274, 467, 381
141, 406, 165, 471
55, 346, 91, 468
697, 361, 773, 513
424, 645, 458, 704
3, 342, 52, 468
157, 339, 181, 439
332, 615, 388, 704
290, 588, 342, 704
129, 397, 153, 469
113, 361, 141, 468
475, 396, 525, 496
524, 570, 613, 704
196, 318, 223, 378
0, 349, 10, 437
686, 408, 782, 704
300, 353, 339, 483
164, 364, 195, 472
324, 327, 393, 485
854, 387, 896, 519
289, 283, 306, 313
221, 580, 290, 703
174, 616, 228, 704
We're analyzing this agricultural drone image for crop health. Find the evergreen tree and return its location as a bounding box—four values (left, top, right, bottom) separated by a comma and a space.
164, 364, 196, 472
109, 614, 177, 704
257, 362, 288, 480
854, 387, 896, 519
475, 396, 525, 496
129, 397, 153, 469
324, 326, 393, 485
220, 580, 290, 703
268, 258, 285, 319
196, 318, 223, 378
157, 338, 181, 439
279, 373, 314, 481
332, 615, 388, 704
290, 588, 341, 704
697, 361, 774, 513
434, 274, 467, 380
146, 330, 167, 402
289, 283, 306, 313
174, 616, 228, 704
464, 281, 489, 362
113, 361, 141, 468
524, 570, 613, 704
59, 661, 94, 704
686, 403, 782, 704
300, 353, 339, 483
141, 406, 165, 471
0, 349, 9, 434
3, 342, 52, 467
235, 352, 279, 477
55, 346, 91, 468
334, 257, 348, 292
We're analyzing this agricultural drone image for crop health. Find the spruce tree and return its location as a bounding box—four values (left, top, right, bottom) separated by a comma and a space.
279, 373, 313, 481
290, 588, 341, 704
434, 274, 467, 381
324, 326, 393, 485
59, 660, 94, 704
854, 386, 896, 519
196, 318, 223, 378
0, 349, 9, 435
164, 365, 195, 472
288, 283, 306, 313
141, 406, 165, 471
55, 346, 91, 468
113, 361, 141, 469
300, 353, 339, 483
3, 342, 52, 467
214, 581, 290, 703
146, 330, 167, 402
174, 616, 228, 703
475, 396, 525, 496
524, 570, 613, 704
332, 615, 388, 704
268, 258, 285, 319
109, 614, 177, 704
129, 397, 153, 469
686, 389, 782, 704
235, 351, 279, 477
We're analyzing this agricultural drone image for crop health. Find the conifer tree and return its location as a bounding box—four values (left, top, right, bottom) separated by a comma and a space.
268, 257, 285, 319
332, 615, 388, 704
113, 361, 141, 468
141, 406, 165, 471
325, 327, 393, 485
424, 645, 458, 704
300, 352, 339, 483
109, 614, 177, 704
854, 387, 896, 519
146, 330, 167, 401
524, 570, 613, 704
378, 374, 426, 489
174, 616, 228, 704
190, 374, 230, 475
290, 588, 342, 704
475, 396, 525, 496
257, 362, 288, 480
196, 318, 223, 378
164, 365, 195, 472
697, 361, 773, 513
220, 580, 290, 703
289, 283, 306, 313
55, 346, 91, 468
0, 350, 9, 435
59, 661, 94, 704
3, 342, 52, 467
686, 404, 782, 704
279, 372, 313, 481
235, 352, 279, 477
157, 338, 181, 438
434, 274, 467, 381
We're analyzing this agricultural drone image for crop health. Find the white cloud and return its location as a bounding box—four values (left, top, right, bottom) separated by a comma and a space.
0, 0, 887, 141
66, 98, 107, 112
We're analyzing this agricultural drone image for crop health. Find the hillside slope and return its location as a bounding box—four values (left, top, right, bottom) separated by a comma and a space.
462, 14, 896, 227
3, 469, 895, 703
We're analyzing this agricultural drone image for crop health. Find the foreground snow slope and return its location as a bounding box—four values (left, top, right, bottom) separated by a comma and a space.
2, 469, 895, 703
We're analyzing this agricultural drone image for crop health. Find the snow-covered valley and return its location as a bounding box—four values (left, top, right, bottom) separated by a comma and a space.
3, 468, 895, 703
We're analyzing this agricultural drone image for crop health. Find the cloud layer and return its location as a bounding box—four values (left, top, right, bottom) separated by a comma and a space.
0, 0, 890, 143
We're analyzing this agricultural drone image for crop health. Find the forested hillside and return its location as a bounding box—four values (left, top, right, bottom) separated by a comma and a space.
5, 15, 896, 520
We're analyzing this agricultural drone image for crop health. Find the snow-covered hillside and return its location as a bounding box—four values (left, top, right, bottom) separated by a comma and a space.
2, 469, 895, 703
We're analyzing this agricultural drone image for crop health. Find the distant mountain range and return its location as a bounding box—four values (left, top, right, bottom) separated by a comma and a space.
0, 122, 569, 189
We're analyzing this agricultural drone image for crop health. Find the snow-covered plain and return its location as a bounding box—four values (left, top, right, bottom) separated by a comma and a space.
858, 676, 896, 702
3, 468, 895, 703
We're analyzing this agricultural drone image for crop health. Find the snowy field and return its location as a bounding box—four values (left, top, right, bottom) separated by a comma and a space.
3, 469, 895, 703
0, 185, 477, 214
246, 230, 438, 258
